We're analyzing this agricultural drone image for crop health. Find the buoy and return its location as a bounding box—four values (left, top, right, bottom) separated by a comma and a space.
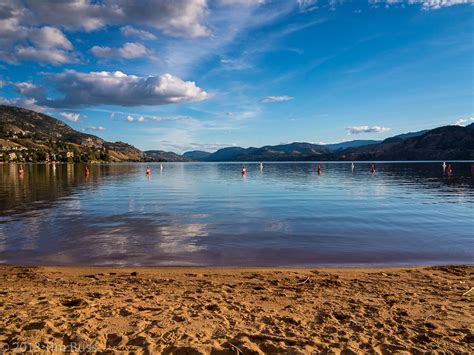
242, 165, 246, 176
371, 164, 375, 175
442, 162, 447, 170
351, 162, 355, 171
317, 164, 321, 176
146, 166, 151, 176
260, 162, 263, 171
160, 163, 163, 171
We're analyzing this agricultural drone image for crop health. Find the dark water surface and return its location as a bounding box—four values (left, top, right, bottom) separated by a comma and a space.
0, 162, 473, 267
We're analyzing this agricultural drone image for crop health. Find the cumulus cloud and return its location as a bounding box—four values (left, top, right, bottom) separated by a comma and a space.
120, 26, 156, 40
84, 126, 106, 131
28, 26, 72, 49
14, 46, 77, 64
454, 117, 474, 126
0, 97, 46, 112
59, 112, 81, 122
39, 70, 208, 108
19, 0, 209, 37
0, 0, 209, 63
260, 95, 294, 103
346, 125, 391, 135
13, 82, 46, 100
91, 42, 151, 59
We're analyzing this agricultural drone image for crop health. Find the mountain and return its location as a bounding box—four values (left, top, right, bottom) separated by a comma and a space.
340, 125, 474, 161
0, 105, 145, 162
183, 126, 474, 162
3, 105, 472, 163
325, 140, 381, 151
145, 150, 193, 162
382, 129, 429, 144
192, 142, 331, 162
183, 150, 211, 160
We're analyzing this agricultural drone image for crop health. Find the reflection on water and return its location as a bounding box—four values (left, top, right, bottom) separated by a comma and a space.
0, 162, 473, 266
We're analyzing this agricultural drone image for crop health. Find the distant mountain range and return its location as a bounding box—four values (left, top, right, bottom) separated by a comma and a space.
184, 124, 473, 161
1, 105, 473, 162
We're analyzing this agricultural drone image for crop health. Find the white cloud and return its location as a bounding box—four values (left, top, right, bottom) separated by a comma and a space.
454, 117, 474, 126
18, 0, 210, 37
0, 97, 46, 112
84, 126, 106, 131
14, 46, 77, 64
126, 114, 194, 123
126, 115, 145, 122
218, 0, 266, 5
41, 70, 209, 107
91, 42, 151, 59
13, 82, 45, 99
260, 95, 294, 103
227, 111, 257, 120
0, 0, 210, 63
346, 125, 391, 135
28, 26, 72, 49
60, 112, 81, 122
369, 0, 471, 10
120, 26, 156, 40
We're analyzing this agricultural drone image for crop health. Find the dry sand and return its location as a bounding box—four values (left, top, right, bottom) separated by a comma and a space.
0, 265, 472, 354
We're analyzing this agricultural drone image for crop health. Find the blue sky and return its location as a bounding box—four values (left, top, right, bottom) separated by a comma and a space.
0, 0, 472, 153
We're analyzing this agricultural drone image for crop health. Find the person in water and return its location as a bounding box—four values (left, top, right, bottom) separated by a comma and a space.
85, 166, 90, 176
242, 165, 246, 176
19, 165, 24, 175
146, 166, 151, 175
317, 164, 321, 175
371, 164, 375, 175
447, 164, 453, 176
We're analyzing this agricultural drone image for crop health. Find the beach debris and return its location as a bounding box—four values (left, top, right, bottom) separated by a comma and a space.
295, 277, 311, 285
228, 342, 243, 354
462, 287, 473, 296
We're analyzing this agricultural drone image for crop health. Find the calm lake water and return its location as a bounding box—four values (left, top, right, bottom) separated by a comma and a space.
0, 162, 473, 267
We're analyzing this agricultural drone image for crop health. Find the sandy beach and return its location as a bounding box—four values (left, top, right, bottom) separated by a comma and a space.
0, 265, 472, 354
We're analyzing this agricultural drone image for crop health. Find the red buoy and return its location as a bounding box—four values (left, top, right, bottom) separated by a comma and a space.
371, 164, 375, 175
317, 164, 321, 176
242, 165, 246, 176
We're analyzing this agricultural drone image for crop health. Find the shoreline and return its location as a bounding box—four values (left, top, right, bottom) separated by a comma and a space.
1, 265, 472, 353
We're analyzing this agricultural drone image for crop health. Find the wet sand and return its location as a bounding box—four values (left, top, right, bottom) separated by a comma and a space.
0, 265, 472, 353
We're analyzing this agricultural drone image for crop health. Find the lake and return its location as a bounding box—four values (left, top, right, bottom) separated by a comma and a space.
0, 162, 473, 267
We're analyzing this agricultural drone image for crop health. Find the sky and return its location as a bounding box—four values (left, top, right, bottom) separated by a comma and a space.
0, 0, 473, 153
